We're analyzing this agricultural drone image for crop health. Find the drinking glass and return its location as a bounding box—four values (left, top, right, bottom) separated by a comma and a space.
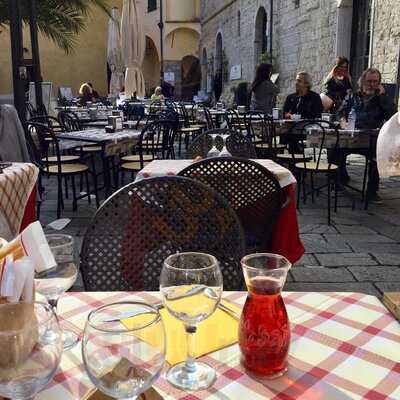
0, 302, 63, 400
160, 252, 223, 391
82, 302, 165, 400
34, 234, 78, 350
207, 134, 220, 158
219, 134, 232, 157
239, 253, 291, 380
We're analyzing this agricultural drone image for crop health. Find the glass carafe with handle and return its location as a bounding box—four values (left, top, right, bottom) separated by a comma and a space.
239, 253, 291, 380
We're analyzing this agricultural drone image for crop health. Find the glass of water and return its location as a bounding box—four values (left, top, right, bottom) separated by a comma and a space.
35, 234, 78, 350
160, 252, 223, 391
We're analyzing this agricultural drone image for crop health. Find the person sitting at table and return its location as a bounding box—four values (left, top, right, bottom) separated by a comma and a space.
150, 86, 165, 103
250, 63, 278, 114
322, 56, 353, 113
331, 67, 396, 202
87, 82, 100, 101
77, 83, 96, 106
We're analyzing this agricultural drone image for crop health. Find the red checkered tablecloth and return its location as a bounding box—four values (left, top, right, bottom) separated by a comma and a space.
36, 291, 400, 399
0, 163, 38, 240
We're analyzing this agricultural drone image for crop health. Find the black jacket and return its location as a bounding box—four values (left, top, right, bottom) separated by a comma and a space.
340, 92, 396, 129
283, 90, 323, 119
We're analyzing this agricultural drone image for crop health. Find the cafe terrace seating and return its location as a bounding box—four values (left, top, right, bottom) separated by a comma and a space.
80, 176, 246, 291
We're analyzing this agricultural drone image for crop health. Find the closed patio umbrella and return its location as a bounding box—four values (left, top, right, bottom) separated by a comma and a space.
121, 0, 146, 98
107, 7, 125, 95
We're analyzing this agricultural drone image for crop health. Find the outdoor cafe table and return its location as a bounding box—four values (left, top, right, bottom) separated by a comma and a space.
58, 129, 141, 196
37, 290, 400, 399
0, 163, 38, 240
136, 159, 304, 263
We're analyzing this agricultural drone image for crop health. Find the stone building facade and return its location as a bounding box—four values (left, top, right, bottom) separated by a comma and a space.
200, 0, 400, 107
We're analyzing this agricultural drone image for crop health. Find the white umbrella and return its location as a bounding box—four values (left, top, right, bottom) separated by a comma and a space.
121, 0, 146, 98
107, 8, 125, 95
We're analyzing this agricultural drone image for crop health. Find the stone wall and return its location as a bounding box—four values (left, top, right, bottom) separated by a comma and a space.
200, 0, 339, 106
200, 0, 400, 107
371, 0, 400, 84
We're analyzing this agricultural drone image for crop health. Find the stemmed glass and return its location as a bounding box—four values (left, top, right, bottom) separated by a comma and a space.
34, 234, 79, 350
219, 134, 231, 157
207, 134, 220, 158
160, 252, 223, 391
0, 302, 63, 400
82, 302, 165, 399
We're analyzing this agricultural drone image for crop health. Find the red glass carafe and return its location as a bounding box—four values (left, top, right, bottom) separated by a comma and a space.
239, 253, 291, 379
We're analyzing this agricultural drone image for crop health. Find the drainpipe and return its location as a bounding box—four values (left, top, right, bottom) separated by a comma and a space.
158, 0, 165, 83
395, 45, 400, 107
269, 0, 273, 64
368, 0, 376, 67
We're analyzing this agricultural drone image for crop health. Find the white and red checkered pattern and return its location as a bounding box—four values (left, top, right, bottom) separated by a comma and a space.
37, 291, 400, 399
0, 163, 38, 240
136, 159, 296, 189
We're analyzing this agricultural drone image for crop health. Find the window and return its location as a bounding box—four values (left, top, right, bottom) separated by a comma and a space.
148, 0, 157, 12
294, 0, 300, 8
350, 0, 372, 83
237, 11, 241, 37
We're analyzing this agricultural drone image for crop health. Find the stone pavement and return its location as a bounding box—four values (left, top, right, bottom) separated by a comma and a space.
39, 156, 400, 298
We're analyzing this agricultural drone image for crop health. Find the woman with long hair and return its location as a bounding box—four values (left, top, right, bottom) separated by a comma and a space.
321, 56, 352, 112
250, 63, 278, 114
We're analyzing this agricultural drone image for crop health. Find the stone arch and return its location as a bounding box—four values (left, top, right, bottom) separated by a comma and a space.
165, 28, 200, 61
181, 55, 201, 100
254, 6, 268, 68
142, 36, 160, 96
214, 32, 223, 100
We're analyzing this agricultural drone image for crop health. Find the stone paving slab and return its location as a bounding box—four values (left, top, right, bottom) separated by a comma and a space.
302, 234, 352, 253
348, 266, 400, 282
292, 267, 355, 283
374, 282, 400, 293
314, 253, 378, 267
372, 253, 400, 266
284, 282, 380, 297
350, 243, 400, 253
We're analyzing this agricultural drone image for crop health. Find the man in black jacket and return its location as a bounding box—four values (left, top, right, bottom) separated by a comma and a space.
334, 68, 396, 202
283, 72, 323, 119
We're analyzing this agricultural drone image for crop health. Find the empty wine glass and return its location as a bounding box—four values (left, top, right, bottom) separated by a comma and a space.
0, 302, 63, 400
160, 252, 223, 391
34, 234, 78, 350
219, 134, 232, 157
82, 302, 165, 400
207, 134, 220, 158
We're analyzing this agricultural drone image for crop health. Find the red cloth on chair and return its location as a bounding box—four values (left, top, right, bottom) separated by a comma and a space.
19, 188, 36, 232
270, 183, 304, 264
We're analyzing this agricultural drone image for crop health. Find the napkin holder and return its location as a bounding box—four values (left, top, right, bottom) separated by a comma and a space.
108, 116, 123, 131
272, 108, 282, 120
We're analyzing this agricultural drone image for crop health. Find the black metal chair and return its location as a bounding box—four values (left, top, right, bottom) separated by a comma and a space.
80, 176, 246, 291
24, 122, 99, 219
119, 119, 178, 184
198, 105, 215, 130
187, 129, 257, 159
294, 120, 340, 224
57, 111, 82, 132
179, 157, 284, 252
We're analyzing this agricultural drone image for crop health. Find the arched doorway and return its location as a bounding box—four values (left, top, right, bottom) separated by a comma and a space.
214, 33, 223, 101
142, 36, 160, 96
181, 55, 201, 100
201, 48, 207, 92
254, 7, 268, 67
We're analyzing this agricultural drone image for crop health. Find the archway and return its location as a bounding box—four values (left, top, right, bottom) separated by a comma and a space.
214, 33, 223, 101
254, 7, 268, 67
181, 55, 201, 100
142, 36, 160, 96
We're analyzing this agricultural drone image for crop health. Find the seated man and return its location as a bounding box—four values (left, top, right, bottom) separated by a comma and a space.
283, 72, 323, 119
282, 72, 323, 152
333, 67, 396, 203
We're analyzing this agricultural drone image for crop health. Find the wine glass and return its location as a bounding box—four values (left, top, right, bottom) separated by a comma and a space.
219, 134, 232, 157
0, 302, 63, 400
82, 302, 165, 400
207, 134, 220, 158
160, 252, 223, 391
34, 234, 79, 350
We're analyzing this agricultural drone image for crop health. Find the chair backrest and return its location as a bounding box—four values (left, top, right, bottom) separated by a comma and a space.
57, 111, 81, 132
187, 130, 256, 159
198, 105, 215, 130
295, 120, 340, 170
178, 157, 284, 251
224, 108, 241, 130
29, 115, 62, 131
80, 176, 246, 291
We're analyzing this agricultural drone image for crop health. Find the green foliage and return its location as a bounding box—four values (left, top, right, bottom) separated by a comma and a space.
0, 0, 110, 53
258, 52, 277, 70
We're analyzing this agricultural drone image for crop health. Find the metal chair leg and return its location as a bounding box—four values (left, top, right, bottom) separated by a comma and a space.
85, 172, 91, 205
57, 175, 63, 219
71, 175, 77, 212
327, 176, 331, 225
